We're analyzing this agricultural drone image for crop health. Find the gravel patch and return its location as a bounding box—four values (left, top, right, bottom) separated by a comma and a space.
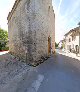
0, 52, 31, 90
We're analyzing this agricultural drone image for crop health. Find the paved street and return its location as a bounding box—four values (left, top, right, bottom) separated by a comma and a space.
37, 53, 80, 92
1, 52, 80, 92
15, 52, 80, 92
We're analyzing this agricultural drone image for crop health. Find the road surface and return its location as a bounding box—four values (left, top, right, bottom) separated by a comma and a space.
17, 52, 80, 92
1, 52, 80, 92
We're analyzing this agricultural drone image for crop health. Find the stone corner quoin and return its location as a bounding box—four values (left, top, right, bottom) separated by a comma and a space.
7, 0, 55, 64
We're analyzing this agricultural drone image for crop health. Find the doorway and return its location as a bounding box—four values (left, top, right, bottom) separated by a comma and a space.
48, 36, 51, 56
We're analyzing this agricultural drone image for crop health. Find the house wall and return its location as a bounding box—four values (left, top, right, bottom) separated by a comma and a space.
65, 32, 79, 51
8, 0, 55, 64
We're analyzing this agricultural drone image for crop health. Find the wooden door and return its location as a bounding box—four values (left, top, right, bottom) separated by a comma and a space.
48, 36, 51, 56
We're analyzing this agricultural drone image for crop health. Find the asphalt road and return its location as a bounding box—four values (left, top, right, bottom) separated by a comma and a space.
37, 54, 80, 92
15, 52, 80, 92
1, 52, 80, 92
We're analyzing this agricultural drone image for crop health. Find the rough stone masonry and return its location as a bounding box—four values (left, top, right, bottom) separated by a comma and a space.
7, 0, 55, 64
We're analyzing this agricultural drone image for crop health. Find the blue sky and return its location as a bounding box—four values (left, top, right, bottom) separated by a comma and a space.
0, 0, 80, 42
52, 0, 80, 42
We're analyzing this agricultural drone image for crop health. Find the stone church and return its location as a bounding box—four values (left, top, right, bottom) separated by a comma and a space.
7, 0, 55, 64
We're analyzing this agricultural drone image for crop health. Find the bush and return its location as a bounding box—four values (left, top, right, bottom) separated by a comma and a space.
55, 42, 58, 48
0, 28, 8, 51
0, 41, 9, 51
2, 47, 9, 51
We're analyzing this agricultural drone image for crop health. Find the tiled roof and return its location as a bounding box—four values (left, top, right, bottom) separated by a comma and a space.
64, 27, 80, 36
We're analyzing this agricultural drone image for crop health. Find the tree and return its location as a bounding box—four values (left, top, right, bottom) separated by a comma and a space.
0, 28, 8, 41
0, 28, 8, 50
55, 42, 58, 48
78, 22, 80, 27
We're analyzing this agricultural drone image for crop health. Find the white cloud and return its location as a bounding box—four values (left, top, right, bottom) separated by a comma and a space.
57, 0, 63, 15
53, 0, 80, 43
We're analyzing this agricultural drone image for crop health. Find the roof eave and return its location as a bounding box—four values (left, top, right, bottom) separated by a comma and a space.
7, 0, 21, 22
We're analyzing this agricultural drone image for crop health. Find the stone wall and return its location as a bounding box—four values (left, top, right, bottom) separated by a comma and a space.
8, 0, 55, 64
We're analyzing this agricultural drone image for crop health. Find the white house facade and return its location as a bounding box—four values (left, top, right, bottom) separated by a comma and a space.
65, 27, 80, 53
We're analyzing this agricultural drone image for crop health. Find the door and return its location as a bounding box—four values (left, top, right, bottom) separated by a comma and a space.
48, 36, 51, 56
75, 45, 79, 53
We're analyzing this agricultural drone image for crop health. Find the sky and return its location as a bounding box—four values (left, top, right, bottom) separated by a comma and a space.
0, 0, 80, 43
52, 0, 80, 42
0, 0, 15, 30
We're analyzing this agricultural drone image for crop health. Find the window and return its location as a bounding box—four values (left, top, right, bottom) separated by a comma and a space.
72, 36, 76, 41
72, 36, 74, 41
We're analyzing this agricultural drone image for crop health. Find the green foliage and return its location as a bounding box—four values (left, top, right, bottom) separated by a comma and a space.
55, 42, 58, 48
2, 47, 9, 51
78, 22, 80, 26
0, 28, 8, 51
0, 28, 8, 41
